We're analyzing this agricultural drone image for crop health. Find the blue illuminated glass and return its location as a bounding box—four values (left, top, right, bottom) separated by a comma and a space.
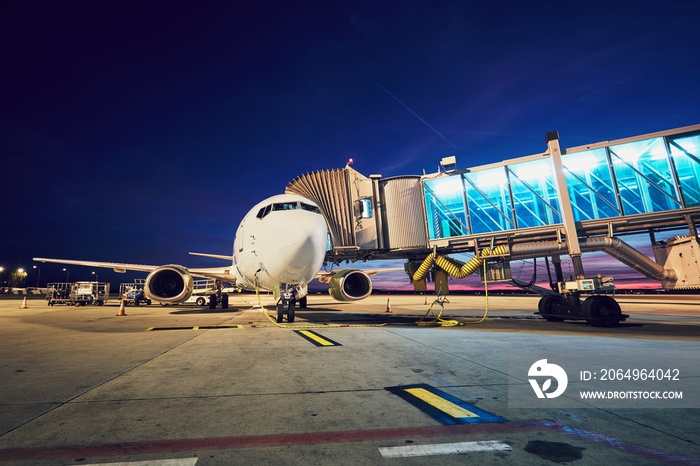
563, 149, 620, 221
508, 159, 561, 228
463, 167, 514, 234
423, 176, 468, 239
609, 138, 681, 214
668, 132, 700, 207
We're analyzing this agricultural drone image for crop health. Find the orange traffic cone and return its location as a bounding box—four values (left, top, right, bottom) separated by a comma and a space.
20, 296, 28, 309
386, 298, 392, 313
117, 298, 127, 316
424, 295, 428, 305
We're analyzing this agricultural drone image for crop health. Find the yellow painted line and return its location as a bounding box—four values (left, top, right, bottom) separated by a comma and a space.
298, 330, 336, 346
404, 388, 479, 418
145, 325, 242, 332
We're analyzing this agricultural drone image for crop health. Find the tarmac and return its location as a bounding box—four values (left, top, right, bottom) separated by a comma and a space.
0, 293, 698, 465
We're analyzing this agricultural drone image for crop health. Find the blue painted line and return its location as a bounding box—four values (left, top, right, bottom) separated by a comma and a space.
386, 383, 508, 425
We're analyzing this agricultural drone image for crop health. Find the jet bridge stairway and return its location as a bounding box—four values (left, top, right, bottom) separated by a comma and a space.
287, 124, 700, 326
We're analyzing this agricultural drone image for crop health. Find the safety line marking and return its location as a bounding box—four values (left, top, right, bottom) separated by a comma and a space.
294, 330, 342, 346
404, 388, 479, 418
385, 384, 508, 425
145, 326, 242, 331
379, 440, 511, 458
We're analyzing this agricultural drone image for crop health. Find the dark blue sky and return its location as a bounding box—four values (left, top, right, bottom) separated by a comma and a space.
3, 0, 699, 286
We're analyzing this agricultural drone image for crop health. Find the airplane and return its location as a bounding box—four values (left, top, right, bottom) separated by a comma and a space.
34, 193, 377, 323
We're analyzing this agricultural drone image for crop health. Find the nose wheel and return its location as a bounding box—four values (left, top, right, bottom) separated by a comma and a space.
276, 299, 296, 323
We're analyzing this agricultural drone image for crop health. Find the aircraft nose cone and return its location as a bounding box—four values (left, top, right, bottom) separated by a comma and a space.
272, 219, 326, 283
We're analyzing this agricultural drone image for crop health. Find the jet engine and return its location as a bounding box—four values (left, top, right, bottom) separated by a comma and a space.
327, 269, 372, 301
144, 265, 194, 304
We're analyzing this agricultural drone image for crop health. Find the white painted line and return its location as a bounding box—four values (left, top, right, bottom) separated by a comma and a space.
379, 440, 511, 458
82, 458, 197, 466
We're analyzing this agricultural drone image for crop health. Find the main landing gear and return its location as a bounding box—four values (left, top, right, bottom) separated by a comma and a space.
538, 293, 626, 327
208, 281, 229, 310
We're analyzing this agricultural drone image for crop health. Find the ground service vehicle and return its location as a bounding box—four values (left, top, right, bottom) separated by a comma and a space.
119, 279, 152, 305
46, 282, 110, 306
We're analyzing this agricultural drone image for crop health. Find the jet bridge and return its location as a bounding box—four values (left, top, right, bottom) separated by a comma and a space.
287, 124, 700, 326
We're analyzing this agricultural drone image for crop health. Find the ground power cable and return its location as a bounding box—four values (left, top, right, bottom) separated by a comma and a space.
413, 248, 504, 326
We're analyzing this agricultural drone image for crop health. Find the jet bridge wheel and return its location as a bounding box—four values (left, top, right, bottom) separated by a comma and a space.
538, 294, 568, 322
583, 296, 622, 327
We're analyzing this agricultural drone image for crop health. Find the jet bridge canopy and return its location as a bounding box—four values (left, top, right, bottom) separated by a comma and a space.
423, 124, 700, 248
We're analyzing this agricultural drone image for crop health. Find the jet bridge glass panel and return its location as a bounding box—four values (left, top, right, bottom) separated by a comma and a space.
463, 167, 513, 234
562, 148, 620, 221
424, 176, 468, 239
668, 132, 700, 207
507, 159, 561, 228
422, 127, 700, 243
608, 137, 681, 214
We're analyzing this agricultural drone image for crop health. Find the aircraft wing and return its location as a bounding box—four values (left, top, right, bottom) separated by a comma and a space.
315, 267, 403, 283
187, 267, 237, 283
33, 257, 159, 273
33, 257, 237, 284
189, 252, 234, 261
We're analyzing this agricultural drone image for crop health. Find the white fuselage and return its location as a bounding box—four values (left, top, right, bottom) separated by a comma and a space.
231, 194, 328, 293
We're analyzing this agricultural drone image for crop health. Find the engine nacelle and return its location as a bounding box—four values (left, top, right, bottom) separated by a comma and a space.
144, 265, 194, 304
327, 269, 372, 301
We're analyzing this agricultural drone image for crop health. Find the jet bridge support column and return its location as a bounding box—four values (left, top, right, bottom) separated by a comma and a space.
547, 131, 585, 280
542, 132, 626, 327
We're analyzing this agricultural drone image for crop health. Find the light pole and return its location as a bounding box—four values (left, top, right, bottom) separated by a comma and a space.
16, 268, 27, 289
63, 268, 70, 282
92, 271, 98, 282
33, 265, 41, 288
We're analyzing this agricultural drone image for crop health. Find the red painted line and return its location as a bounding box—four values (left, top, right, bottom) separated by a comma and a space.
0, 422, 541, 462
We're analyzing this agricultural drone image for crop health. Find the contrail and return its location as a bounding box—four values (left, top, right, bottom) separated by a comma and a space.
374, 81, 458, 150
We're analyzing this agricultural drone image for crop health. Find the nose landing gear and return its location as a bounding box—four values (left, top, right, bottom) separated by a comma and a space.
276, 298, 296, 323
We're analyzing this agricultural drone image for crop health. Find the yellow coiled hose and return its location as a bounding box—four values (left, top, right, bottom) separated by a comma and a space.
412, 245, 508, 281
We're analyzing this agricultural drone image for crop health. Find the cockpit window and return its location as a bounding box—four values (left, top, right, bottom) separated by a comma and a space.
300, 202, 321, 214
273, 202, 298, 211
256, 204, 272, 219
257, 201, 321, 219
